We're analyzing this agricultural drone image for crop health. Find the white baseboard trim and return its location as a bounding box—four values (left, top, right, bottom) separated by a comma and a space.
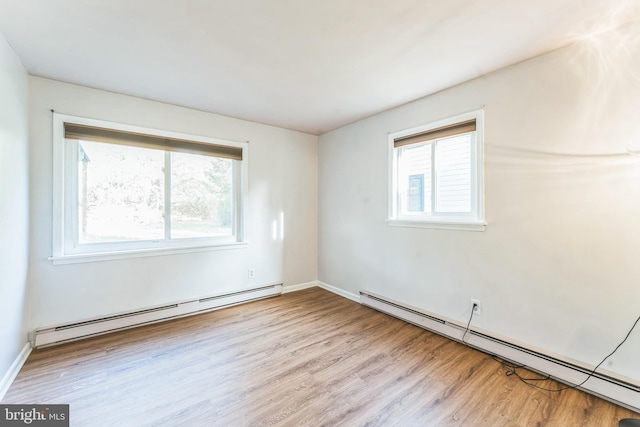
317, 281, 360, 303
281, 280, 360, 303
0, 342, 32, 402
360, 290, 640, 412
282, 281, 318, 293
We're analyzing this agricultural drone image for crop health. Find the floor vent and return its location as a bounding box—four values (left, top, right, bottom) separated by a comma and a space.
360, 290, 640, 412
34, 284, 282, 348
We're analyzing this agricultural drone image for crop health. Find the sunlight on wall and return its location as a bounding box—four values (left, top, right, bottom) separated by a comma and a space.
568, 4, 640, 155
573, 0, 639, 41
577, 22, 640, 91
271, 211, 284, 241
627, 140, 640, 156
279, 211, 284, 240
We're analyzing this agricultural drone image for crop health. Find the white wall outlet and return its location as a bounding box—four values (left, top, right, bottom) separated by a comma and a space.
248, 268, 255, 278
471, 299, 481, 315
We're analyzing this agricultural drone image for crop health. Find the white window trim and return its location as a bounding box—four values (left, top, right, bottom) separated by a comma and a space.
388, 109, 485, 232
51, 113, 249, 265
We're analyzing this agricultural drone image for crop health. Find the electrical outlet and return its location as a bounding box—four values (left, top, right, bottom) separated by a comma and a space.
471, 299, 481, 315
248, 268, 255, 278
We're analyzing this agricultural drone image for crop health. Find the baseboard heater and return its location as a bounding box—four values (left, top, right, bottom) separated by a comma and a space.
360, 290, 640, 412
33, 284, 283, 348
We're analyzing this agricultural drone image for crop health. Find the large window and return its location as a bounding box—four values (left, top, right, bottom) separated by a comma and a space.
389, 110, 484, 231
52, 114, 247, 263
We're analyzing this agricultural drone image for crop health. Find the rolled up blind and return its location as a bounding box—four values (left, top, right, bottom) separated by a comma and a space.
64, 122, 243, 160
394, 119, 476, 148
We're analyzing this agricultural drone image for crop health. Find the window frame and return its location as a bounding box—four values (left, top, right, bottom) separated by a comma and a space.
388, 109, 485, 232
51, 113, 248, 265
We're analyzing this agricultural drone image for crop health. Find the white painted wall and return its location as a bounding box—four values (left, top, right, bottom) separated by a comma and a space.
319, 23, 640, 382
0, 35, 30, 383
28, 77, 318, 328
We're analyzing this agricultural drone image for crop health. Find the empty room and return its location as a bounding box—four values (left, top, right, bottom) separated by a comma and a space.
1, 1, 639, 426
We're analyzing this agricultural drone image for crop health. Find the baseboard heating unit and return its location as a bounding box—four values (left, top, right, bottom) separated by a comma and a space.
33, 284, 283, 348
360, 290, 640, 412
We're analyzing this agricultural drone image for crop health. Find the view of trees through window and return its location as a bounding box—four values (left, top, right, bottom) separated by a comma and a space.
171, 151, 233, 239
77, 140, 233, 244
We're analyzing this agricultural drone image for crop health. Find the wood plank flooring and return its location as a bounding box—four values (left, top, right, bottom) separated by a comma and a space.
3, 288, 639, 426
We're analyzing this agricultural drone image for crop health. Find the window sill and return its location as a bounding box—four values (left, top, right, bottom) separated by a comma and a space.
49, 241, 248, 265
388, 219, 486, 232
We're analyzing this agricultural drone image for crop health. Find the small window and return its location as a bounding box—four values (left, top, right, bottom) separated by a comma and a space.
52, 114, 248, 263
388, 110, 484, 231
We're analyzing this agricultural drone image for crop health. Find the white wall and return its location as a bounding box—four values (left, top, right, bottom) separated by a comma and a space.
28, 77, 318, 328
0, 35, 30, 383
319, 23, 640, 382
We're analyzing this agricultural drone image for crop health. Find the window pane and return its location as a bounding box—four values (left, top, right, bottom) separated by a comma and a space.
78, 141, 165, 243
170, 152, 234, 239
407, 174, 424, 212
399, 143, 432, 214
435, 134, 471, 213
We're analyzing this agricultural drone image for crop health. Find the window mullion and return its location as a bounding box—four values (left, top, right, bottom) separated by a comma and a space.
164, 151, 171, 241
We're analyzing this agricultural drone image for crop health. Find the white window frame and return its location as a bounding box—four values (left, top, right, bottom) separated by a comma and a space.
51, 113, 248, 265
388, 109, 485, 231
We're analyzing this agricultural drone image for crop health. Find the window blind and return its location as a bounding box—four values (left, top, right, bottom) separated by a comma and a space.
64, 123, 243, 161
394, 119, 476, 148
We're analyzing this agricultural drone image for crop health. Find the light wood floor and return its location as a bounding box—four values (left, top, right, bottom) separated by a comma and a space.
4, 288, 639, 426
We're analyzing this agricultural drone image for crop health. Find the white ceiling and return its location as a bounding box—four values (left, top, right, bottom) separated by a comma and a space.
0, 0, 637, 135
